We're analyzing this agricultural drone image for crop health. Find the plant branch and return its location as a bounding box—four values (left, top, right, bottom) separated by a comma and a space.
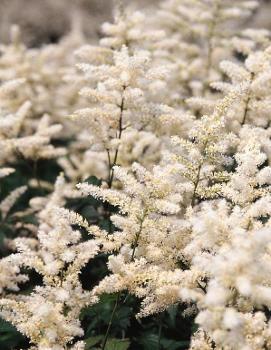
101, 211, 147, 349
107, 87, 126, 189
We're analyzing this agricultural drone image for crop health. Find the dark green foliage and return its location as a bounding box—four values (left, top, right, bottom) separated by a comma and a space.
0, 319, 29, 350
80, 293, 194, 349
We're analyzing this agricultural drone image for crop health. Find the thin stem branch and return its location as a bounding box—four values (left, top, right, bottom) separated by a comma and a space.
190, 138, 209, 207
33, 159, 42, 193
101, 211, 146, 349
101, 293, 120, 350
106, 149, 112, 185
204, 0, 220, 94
107, 87, 126, 188
241, 73, 255, 126
241, 96, 251, 126
157, 312, 164, 350
191, 164, 202, 207
130, 213, 146, 262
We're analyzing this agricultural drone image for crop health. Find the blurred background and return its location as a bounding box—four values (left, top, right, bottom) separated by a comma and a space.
0, 0, 270, 47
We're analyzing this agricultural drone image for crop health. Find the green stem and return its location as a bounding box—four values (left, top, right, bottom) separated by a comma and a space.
105, 89, 126, 233
101, 293, 120, 350
158, 313, 164, 350
107, 87, 126, 189
130, 213, 146, 261
33, 159, 42, 193
241, 73, 254, 126
241, 96, 251, 126
106, 149, 112, 186
191, 164, 202, 207
101, 212, 146, 348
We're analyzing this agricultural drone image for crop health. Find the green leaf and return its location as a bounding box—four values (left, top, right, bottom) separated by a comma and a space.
105, 338, 130, 350
114, 306, 132, 331
191, 321, 199, 334
84, 176, 102, 187
161, 338, 189, 350
99, 218, 112, 232
138, 334, 160, 350
0, 229, 5, 248
82, 294, 120, 335
85, 335, 103, 349
0, 319, 16, 333
138, 333, 189, 350
85, 336, 130, 350
166, 305, 178, 329
81, 205, 99, 221
0, 318, 25, 349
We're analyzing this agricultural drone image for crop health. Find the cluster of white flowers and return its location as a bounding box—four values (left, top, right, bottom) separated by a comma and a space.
0, 175, 99, 350
0, 0, 271, 349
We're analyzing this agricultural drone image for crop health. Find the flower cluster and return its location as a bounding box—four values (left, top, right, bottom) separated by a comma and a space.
0, 0, 271, 349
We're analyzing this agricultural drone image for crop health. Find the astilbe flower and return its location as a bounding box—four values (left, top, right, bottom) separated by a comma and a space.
0, 185, 27, 220
148, 0, 259, 101
57, 149, 108, 184
1, 0, 271, 349
0, 105, 67, 165
0, 168, 29, 295
69, 5, 271, 341
223, 139, 271, 208
100, 2, 165, 53
63, 4, 191, 184
0, 175, 99, 350
0, 24, 88, 170
0, 24, 84, 125
71, 42, 183, 182
181, 139, 271, 349
189, 329, 214, 350
76, 163, 191, 315
0, 254, 29, 296
191, 224, 271, 349
196, 45, 271, 130
0, 30, 67, 165
0, 167, 34, 255
231, 28, 270, 57
170, 89, 243, 207
134, 91, 253, 320
188, 42, 271, 131
29, 172, 83, 240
